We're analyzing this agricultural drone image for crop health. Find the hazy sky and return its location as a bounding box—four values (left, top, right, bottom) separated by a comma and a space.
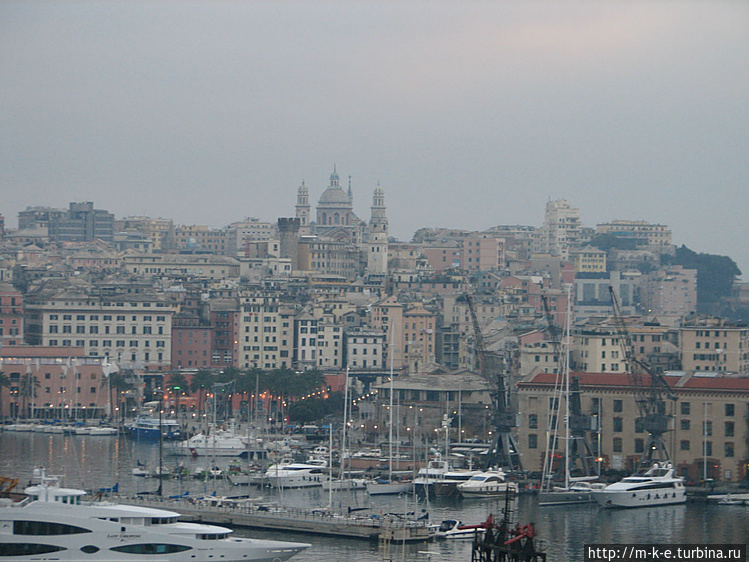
2, 1, 747, 277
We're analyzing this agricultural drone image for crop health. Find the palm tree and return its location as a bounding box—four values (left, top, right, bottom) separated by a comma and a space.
0, 372, 10, 420
166, 372, 189, 415
189, 369, 214, 416
105, 372, 134, 421
19, 373, 40, 419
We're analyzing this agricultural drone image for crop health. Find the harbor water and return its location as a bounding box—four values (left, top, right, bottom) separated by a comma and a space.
1, 431, 747, 561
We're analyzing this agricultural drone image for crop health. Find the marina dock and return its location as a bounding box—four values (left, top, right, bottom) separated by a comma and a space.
126, 496, 432, 542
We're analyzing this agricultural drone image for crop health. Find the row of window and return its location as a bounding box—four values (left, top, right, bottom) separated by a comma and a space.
49, 325, 164, 334
47, 339, 165, 348
48, 313, 166, 321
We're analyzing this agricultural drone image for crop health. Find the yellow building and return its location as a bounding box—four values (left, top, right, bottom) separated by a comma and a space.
517, 371, 749, 482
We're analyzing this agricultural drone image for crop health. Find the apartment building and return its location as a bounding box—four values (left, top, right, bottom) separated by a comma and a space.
0, 346, 111, 418
24, 289, 176, 369
679, 319, 749, 374
596, 220, 673, 247
316, 316, 343, 370
0, 283, 24, 346
175, 225, 228, 254
570, 248, 607, 273
237, 291, 294, 370
640, 266, 697, 316
122, 253, 240, 280
517, 371, 749, 482
533, 199, 581, 260
345, 328, 385, 370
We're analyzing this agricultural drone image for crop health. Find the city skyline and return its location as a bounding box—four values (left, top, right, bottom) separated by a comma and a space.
1, 2, 747, 276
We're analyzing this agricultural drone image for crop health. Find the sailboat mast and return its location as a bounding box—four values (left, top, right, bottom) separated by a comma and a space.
563, 284, 572, 489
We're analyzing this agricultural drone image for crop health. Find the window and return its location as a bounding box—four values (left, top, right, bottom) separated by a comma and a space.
725, 404, 735, 417
724, 422, 734, 437
634, 439, 644, 453
681, 402, 690, 415
704, 441, 712, 456
613, 437, 622, 452
528, 414, 538, 429
680, 440, 690, 451
725, 442, 734, 458
613, 400, 622, 413
613, 417, 623, 432
110, 544, 191, 555
528, 434, 538, 449
680, 419, 690, 431
704, 421, 712, 437
14, 520, 91, 535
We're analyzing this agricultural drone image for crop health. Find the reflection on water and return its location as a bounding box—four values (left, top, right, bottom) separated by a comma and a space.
1, 432, 747, 561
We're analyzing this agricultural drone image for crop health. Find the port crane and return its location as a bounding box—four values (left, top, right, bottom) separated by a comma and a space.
608, 286, 677, 469
540, 292, 598, 484
465, 293, 523, 473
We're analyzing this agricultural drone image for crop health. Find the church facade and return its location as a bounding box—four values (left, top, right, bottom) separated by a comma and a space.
295, 167, 389, 279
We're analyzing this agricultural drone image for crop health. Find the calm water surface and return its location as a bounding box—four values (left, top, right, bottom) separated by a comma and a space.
1, 431, 746, 561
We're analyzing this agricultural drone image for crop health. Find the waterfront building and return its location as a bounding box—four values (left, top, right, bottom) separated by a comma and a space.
0, 346, 110, 419
517, 370, 749, 482
23, 287, 175, 369
171, 314, 213, 369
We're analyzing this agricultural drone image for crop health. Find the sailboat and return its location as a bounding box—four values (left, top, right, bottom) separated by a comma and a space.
323, 370, 367, 491
538, 286, 602, 507
366, 325, 413, 496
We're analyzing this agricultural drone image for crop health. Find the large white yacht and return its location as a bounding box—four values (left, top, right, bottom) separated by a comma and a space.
456, 469, 518, 498
591, 462, 686, 508
0, 469, 309, 561
263, 458, 327, 488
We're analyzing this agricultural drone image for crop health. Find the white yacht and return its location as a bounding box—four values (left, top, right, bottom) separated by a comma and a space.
456, 469, 518, 498
263, 459, 326, 488
591, 462, 686, 508
174, 430, 249, 458
0, 469, 309, 561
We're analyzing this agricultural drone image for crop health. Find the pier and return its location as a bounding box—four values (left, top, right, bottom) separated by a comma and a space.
126, 496, 432, 542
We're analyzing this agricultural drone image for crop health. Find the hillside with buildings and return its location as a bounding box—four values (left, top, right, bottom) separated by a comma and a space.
0, 175, 747, 484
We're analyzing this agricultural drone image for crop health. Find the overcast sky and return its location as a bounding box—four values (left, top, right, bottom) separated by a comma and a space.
1, 1, 747, 277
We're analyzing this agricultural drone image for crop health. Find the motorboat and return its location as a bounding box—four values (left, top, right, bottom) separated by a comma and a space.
430, 469, 484, 498
430, 519, 486, 539
413, 456, 452, 496
174, 430, 249, 457
0, 468, 309, 561
591, 462, 686, 508
457, 469, 518, 498
537, 479, 606, 506
126, 416, 182, 441
264, 459, 327, 488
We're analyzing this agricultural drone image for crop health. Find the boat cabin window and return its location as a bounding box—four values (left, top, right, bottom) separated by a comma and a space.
14, 520, 92, 535
150, 517, 177, 525
0, 544, 67, 556
198, 532, 231, 540
110, 543, 192, 554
